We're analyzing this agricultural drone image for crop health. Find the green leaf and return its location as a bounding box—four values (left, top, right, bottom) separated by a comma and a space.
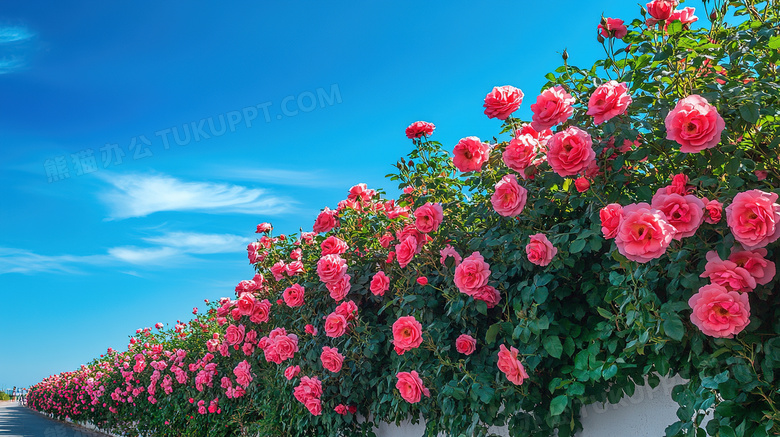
570, 239, 587, 254
485, 323, 501, 345
543, 336, 564, 359
768, 35, 780, 49
475, 300, 488, 315
596, 307, 613, 319
739, 102, 760, 124
663, 314, 685, 341
550, 395, 568, 416
602, 364, 618, 380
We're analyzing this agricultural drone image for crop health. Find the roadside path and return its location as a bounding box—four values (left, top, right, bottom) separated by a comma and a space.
0, 401, 111, 437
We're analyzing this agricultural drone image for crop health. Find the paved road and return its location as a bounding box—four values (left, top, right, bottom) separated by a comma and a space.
0, 401, 110, 437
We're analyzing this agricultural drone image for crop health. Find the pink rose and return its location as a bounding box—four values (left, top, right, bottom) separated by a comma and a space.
597, 18, 628, 39
326, 273, 351, 302
455, 334, 476, 355
335, 300, 358, 321
395, 236, 418, 268
250, 299, 271, 324
700, 251, 757, 292
440, 245, 462, 266
395, 371, 430, 404
320, 346, 345, 373
703, 198, 723, 224
396, 223, 428, 248
225, 324, 245, 345
670, 7, 698, 26
600, 203, 624, 239
282, 284, 305, 307
284, 365, 300, 380
321, 236, 349, 255
312, 207, 339, 233
516, 123, 553, 145
526, 233, 557, 267
324, 313, 348, 338
650, 192, 705, 239
379, 233, 394, 248
454, 252, 492, 296
473, 285, 501, 309
304, 324, 318, 336
614, 203, 676, 262
497, 344, 530, 385
574, 177, 590, 193
587, 81, 632, 125
726, 190, 780, 249
503, 134, 542, 174
729, 248, 776, 286
233, 360, 253, 388
270, 261, 286, 281
491, 174, 528, 217
274, 334, 299, 362
530, 86, 575, 132
293, 376, 322, 405
414, 202, 444, 234
416, 276, 428, 286
452, 136, 491, 173
334, 404, 348, 415
305, 398, 322, 416
370, 271, 390, 296
255, 222, 272, 233
689, 283, 750, 338
483, 85, 524, 120
405, 121, 436, 139
236, 292, 256, 315
392, 315, 423, 355
646, 0, 678, 20
665, 95, 725, 153
316, 254, 347, 283
546, 127, 596, 177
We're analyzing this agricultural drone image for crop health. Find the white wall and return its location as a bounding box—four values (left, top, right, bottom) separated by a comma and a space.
374, 374, 685, 437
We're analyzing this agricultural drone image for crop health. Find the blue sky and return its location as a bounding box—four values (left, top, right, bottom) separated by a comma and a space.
0, 0, 647, 388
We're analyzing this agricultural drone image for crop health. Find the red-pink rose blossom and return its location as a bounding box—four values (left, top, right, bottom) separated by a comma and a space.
233, 360, 253, 388
416, 276, 428, 286
321, 236, 349, 255
491, 174, 528, 217
392, 316, 423, 355
236, 292, 256, 315
575, 177, 590, 193
282, 284, 305, 308
455, 334, 477, 355
483, 85, 524, 120
700, 251, 757, 292
284, 365, 300, 380
600, 203, 624, 239
729, 248, 776, 286
726, 190, 780, 249
670, 7, 698, 26
703, 198, 723, 224
547, 127, 596, 177
454, 252, 492, 296
503, 134, 542, 175
335, 300, 357, 321
250, 299, 271, 324
474, 285, 502, 309
497, 344, 530, 385
452, 136, 490, 173
526, 233, 557, 267
440, 245, 462, 266
689, 283, 750, 338
646, 0, 678, 20
304, 324, 318, 336
225, 325, 245, 345
324, 313, 348, 338
370, 271, 390, 296
316, 254, 347, 283
614, 203, 676, 263
255, 222, 272, 233
326, 273, 351, 302
270, 261, 286, 281
414, 202, 444, 234
395, 371, 430, 404
320, 346, 345, 373
395, 236, 418, 268
587, 81, 632, 125
665, 95, 725, 153
598, 18, 628, 39
530, 86, 576, 132
650, 192, 705, 240
405, 121, 435, 139
312, 207, 339, 233
334, 404, 348, 415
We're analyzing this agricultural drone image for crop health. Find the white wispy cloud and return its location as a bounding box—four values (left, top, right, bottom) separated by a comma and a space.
0, 26, 34, 44
97, 173, 294, 219
0, 231, 251, 274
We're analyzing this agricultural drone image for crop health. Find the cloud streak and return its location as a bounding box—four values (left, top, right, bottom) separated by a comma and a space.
97, 173, 294, 219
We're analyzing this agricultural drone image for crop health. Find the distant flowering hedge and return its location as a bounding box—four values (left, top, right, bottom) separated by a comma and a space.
28, 1, 780, 436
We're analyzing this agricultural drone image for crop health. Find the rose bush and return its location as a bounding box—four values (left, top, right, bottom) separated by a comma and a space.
27, 2, 780, 437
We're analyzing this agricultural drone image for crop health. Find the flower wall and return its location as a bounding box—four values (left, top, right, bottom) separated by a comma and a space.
27, 1, 780, 436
